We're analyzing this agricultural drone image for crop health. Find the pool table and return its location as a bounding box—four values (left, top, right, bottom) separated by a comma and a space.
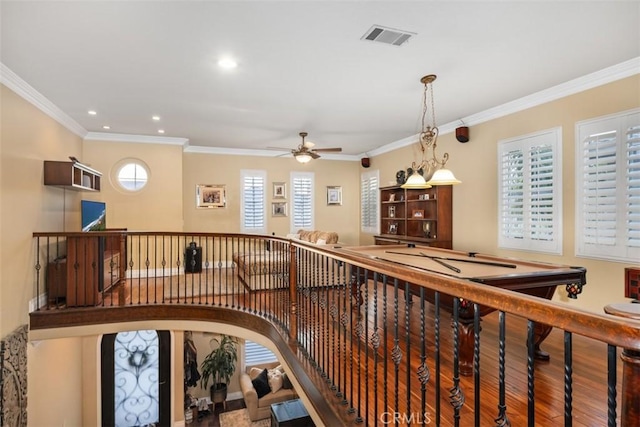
337, 244, 587, 376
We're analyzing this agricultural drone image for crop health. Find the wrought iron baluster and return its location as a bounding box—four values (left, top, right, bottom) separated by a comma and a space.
564, 331, 573, 426
607, 344, 617, 427
435, 291, 441, 424
527, 320, 535, 427
474, 302, 481, 427
450, 297, 465, 427
494, 311, 510, 427
391, 277, 402, 415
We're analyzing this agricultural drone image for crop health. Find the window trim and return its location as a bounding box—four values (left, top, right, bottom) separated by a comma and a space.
575, 108, 640, 263
497, 127, 563, 255
111, 158, 150, 193
361, 169, 380, 234
290, 171, 314, 232
240, 169, 267, 234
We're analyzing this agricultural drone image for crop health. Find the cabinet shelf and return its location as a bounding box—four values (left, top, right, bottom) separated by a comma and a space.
44, 160, 102, 191
376, 185, 452, 249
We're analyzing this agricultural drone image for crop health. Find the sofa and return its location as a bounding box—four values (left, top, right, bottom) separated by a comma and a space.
233, 230, 343, 291
239, 361, 298, 421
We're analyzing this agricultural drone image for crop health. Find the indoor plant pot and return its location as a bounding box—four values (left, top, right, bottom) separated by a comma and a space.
200, 335, 238, 405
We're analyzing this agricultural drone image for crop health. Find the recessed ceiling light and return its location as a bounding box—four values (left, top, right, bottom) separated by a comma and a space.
158, 129, 165, 134
88, 110, 97, 115
102, 125, 111, 130
152, 115, 161, 121
217, 57, 238, 69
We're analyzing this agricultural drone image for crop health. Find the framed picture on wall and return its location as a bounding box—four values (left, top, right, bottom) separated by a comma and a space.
327, 186, 342, 205
273, 182, 286, 199
196, 184, 226, 208
272, 202, 287, 217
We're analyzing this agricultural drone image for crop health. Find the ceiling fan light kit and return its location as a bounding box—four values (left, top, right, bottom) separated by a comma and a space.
292, 132, 342, 163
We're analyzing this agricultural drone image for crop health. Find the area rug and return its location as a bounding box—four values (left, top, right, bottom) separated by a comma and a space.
219, 409, 270, 427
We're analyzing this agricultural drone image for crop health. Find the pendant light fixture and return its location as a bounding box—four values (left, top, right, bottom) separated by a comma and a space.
401, 74, 461, 188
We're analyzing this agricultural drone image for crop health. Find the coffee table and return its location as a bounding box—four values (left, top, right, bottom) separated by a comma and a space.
270, 398, 314, 427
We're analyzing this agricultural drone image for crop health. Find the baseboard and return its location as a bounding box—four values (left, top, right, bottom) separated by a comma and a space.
127, 262, 234, 279
29, 293, 48, 312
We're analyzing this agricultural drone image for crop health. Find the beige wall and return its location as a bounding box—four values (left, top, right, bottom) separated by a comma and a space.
1, 84, 85, 426
83, 140, 184, 232
370, 74, 640, 312
182, 152, 360, 244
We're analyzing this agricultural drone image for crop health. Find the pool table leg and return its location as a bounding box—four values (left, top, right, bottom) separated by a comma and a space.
533, 322, 553, 361
458, 319, 552, 376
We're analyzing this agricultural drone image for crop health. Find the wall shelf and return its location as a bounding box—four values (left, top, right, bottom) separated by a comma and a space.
44, 160, 102, 191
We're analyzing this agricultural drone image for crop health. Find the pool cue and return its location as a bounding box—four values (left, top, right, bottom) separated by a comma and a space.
429, 257, 461, 273
384, 250, 517, 269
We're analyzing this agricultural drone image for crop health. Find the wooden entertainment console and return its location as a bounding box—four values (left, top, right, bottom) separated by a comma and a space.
56, 232, 125, 307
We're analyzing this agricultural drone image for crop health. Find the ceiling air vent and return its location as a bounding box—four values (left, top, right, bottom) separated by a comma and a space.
361, 25, 415, 46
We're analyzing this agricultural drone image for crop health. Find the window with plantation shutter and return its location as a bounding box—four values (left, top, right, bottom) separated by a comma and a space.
361, 170, 380, 234
291, 172, 314, 231
576, 109, 640, 262
498, 128, 562, 254
240, 170, 266, 234
244, 340, 277, 366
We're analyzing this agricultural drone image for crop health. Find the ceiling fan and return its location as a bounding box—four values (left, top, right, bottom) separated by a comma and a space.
274, 132, 342, 163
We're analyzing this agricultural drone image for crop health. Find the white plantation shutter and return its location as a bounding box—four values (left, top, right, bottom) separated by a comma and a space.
498, 128, 562, 254
627, 125, 640, 248
361, 170, 380, 234
241, 170, 266, 234
244, 340, 277, 365
291, 172, 314, 231
576, 109, 640, 262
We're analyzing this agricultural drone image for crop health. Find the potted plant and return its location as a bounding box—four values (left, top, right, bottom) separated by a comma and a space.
200, 335, 238, 405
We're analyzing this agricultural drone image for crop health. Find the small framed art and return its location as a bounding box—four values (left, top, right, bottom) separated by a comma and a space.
273, 182, 286, 199
412, 209, 425, 218
388, 222, 398, 234
196, 184, 226, 208
272, 202, 287, 217
327, 186, 342, 205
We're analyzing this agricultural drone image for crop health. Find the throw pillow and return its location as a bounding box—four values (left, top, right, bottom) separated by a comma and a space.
281, 372, 294, 389
251, 368, 270, 399
267, 369, 283, 393
249, 367, 263, 380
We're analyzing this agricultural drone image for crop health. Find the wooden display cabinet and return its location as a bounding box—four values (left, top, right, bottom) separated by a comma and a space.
65, 233, 124, 307
376, 185, 452, 249
44, 160, 101, 191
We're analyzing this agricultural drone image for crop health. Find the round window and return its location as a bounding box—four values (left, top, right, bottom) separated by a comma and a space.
114, 160, 149, 192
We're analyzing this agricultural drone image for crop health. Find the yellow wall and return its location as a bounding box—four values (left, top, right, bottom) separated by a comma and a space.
1, 84, 85, 426
182, 152, 360, 244
83, 140, 184, 231
370, 74, 640, 311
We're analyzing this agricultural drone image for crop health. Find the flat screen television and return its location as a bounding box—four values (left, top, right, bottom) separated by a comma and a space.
81, 200, 106, 231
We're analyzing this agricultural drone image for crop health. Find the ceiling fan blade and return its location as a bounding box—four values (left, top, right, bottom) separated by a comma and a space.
310, 151, 321, 159
312, 147, 342, 153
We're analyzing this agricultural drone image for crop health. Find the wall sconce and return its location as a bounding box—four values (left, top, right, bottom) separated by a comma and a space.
401, 74, 461, 188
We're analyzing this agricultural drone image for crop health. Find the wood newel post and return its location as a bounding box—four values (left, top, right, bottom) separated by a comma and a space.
289, 243, 298, 342
621, 349, 640, 426
604, 303, 640, 427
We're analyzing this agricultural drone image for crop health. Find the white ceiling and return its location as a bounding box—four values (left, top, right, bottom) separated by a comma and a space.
1, 1, 639, 159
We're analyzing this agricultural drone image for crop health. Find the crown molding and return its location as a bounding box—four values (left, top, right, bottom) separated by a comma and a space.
366, 56, 640, 158
84, 132, 188, 146
0, 62, 87, 137
3, 56, 638, 158
184, 144, 359, 161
